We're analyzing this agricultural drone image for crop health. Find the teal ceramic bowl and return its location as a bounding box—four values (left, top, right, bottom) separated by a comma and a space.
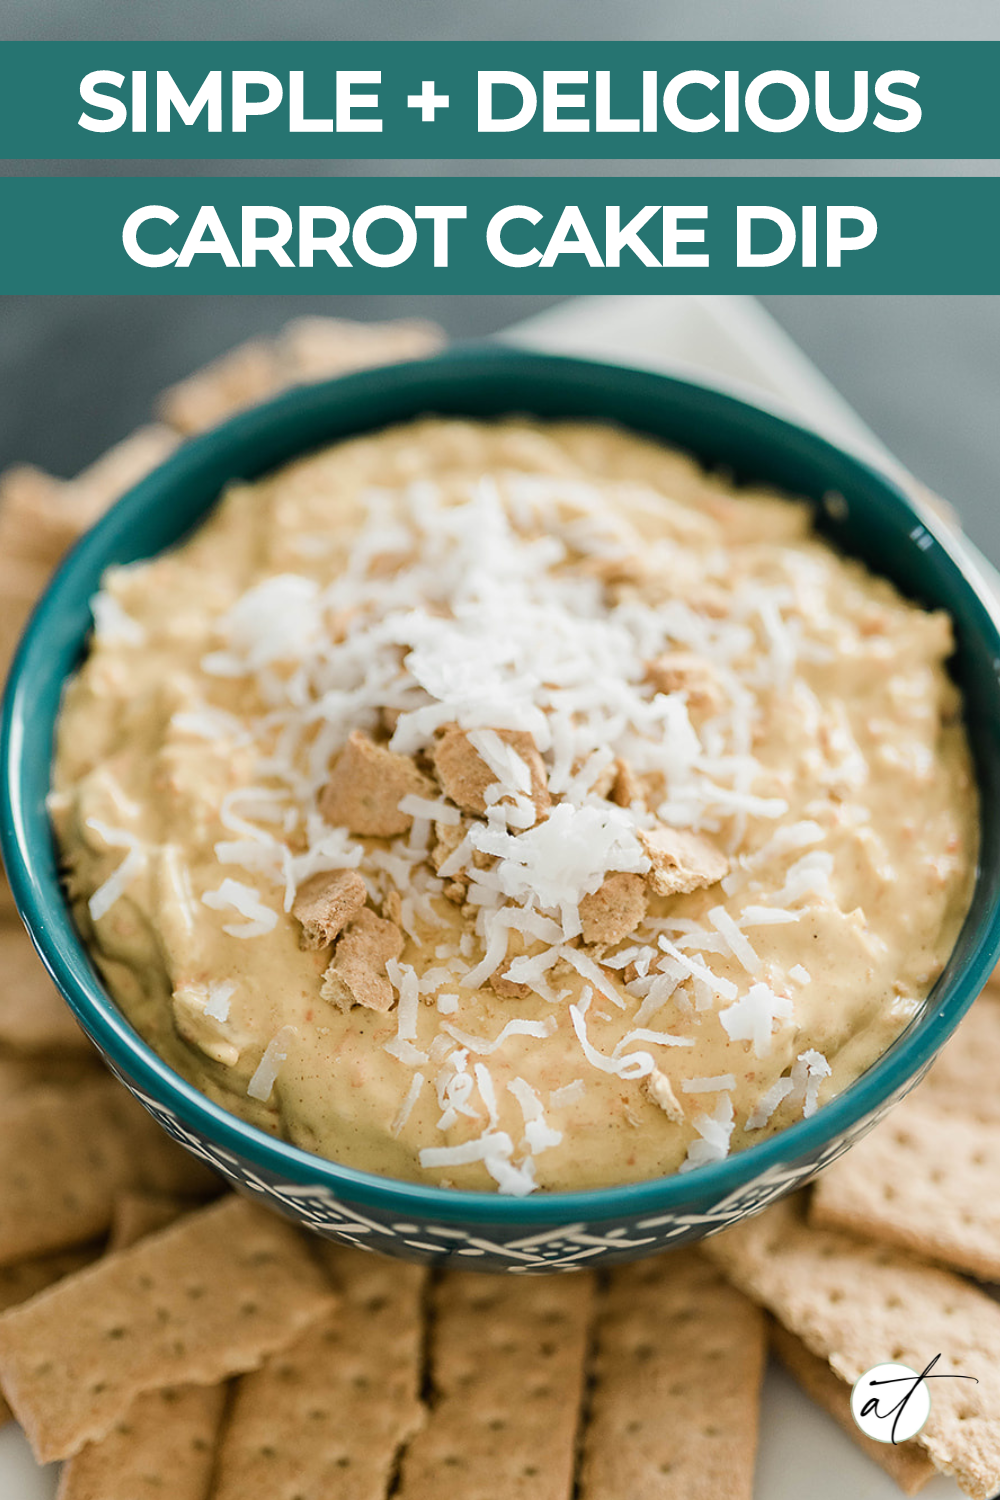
3, 347, 1000, 1273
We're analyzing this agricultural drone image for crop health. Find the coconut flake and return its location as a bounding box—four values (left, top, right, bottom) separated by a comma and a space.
569, 993, 654, 1080
719, 982, 794, 1057
680, 1094, 735, 1172
707, 906, 760, 974
202, 879, 279, 939
203, 980, 236, 1022
745, 1075, 795, 1130
91, 591, 146, 646
441, 1016, 556, 1056
791, 1048, 832, 1117
681, 1073, 737, 1093
549, 1079, 586, 1109
85, 819, 147, 922
391, 1071, 425, 1136
247, 1025, 297, 1101
398, 794, 461, 825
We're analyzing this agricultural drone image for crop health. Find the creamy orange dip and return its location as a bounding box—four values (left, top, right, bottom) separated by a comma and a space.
51, 418, 977, 1193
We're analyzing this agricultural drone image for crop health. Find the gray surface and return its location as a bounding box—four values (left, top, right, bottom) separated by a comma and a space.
0, 0, 997, 558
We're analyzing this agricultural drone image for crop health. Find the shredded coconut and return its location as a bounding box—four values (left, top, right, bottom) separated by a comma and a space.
202, 879, 279, 939
85, 818, 147, 922
682, 1074, 738, 1093
247, 1025, 297, 1101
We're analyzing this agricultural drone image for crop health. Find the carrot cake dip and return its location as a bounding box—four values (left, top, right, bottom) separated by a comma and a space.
50, 418, 977, 1194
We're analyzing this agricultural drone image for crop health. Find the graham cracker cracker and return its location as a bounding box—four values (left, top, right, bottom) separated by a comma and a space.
396, 1268, 594, 1500
0, 1194, 336, 1462
55, 1382, 227, 1500
0, 1052, 103, 1103
578, 1249, 766, 1500
919, 991, 1000, 1125
0, 1079, 217, 1267
706, 1196, 1000, 1500
770, 1321, 937, 1496
157, 317, 444, 434
156, 339, 280, 434
56, 1189, 230, 1495
810, 1094, 1000, 1282
0, 922, 92, 1055
0, 426, 178, 682
0, 1248, 98, 1426
107, 1191, 193, 1253
212, 1241, 426, 1500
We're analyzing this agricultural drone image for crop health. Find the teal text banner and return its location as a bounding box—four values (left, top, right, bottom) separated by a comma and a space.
0, 42, 995, 159
0, 177, 995, 293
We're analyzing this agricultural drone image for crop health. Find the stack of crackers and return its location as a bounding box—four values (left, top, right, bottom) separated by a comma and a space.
1, 318, 998, 1499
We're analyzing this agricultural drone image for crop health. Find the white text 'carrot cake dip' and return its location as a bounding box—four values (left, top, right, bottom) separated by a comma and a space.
51, 418, 977, 1194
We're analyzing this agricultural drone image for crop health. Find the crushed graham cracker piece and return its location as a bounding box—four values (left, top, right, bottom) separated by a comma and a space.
292, 870, 368, 950
609, 756, 642, 809
319, 730, 436, 837
429, 817, 467, 875
639, 824, 729, 898
645, 1068, 685, 1123
645, 651, 724, 714
382, 888, 403, 924
579, 871, 648, 946
432, 726, 550, 822
321, 909, 403, 1012
489, 968, 534, 1001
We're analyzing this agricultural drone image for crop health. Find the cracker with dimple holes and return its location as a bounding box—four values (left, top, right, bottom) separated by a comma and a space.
0, 1194, 336, 1462
57, 1193, 230, 1500
107, 1191, 194, 1253
212, 1241, 426, 1500
396, 1269, 593, 1500
55, 1382, 228, 1500
770, 1321, 937, 1496
578, 1250, 766, 1500
0, 1052, 103, 1102
0, 1079, 219, 1267
919, 991, 1000, 1125
0, 427, 178, 682
706, 1196, 1000, 1500
0, 921, 93, 1055
809, 1093, 1000, 1283
0, 1248, 99, 1426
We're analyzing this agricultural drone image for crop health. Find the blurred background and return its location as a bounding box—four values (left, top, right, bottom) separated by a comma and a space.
1, 0, 998, 553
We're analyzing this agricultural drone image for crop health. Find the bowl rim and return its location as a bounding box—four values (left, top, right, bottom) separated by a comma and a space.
3, 342, 1000, 1226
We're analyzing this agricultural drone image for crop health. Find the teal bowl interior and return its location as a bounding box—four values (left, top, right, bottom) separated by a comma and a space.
3, 346, 1000, 1265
